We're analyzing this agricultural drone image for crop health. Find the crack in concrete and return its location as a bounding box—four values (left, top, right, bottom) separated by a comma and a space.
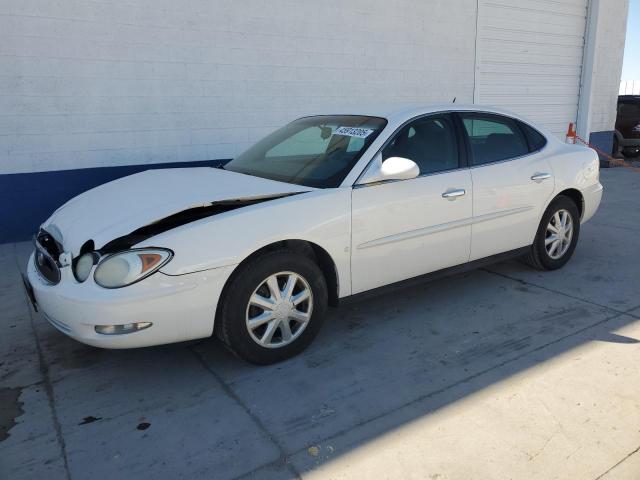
277, 308, 630, 461
11, 243, 638, 480
594, 444, 640, 480
482, 267, 639, 318
192, 266, 640, 477
13, 243, 72, 480
190, 347, 302, 480
230, 456, 290, 480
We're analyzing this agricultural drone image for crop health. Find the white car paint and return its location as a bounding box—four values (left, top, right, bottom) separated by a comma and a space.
468, 151, 555, 261
43, 167, 312, 256
28, 253, 235, 348
351, 167, 473, 294
27, 104, 602, 349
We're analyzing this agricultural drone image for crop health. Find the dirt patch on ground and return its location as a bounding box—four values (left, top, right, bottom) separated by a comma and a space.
0, 387, 24, 441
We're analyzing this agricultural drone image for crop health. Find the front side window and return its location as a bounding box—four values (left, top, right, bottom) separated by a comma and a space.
461, 113, 529, 166
224, 115, 387, 188
382, 114, 459, 175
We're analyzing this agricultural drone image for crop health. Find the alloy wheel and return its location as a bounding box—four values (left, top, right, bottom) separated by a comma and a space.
245, 271, 313, 348
545, 209, 574, 260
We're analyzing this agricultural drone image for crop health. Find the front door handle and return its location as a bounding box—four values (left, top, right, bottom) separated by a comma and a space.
442, 189, 466, 200
531, 172, 551, 183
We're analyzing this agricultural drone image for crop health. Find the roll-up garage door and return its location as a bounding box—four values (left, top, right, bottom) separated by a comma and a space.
474, 0, 589, 138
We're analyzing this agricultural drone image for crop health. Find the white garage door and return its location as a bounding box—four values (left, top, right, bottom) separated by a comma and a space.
474, 0, 589, 137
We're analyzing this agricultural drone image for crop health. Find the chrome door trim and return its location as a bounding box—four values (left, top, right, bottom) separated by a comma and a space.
356, 206, 534, 250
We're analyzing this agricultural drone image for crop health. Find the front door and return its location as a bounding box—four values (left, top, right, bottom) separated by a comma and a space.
350, 113, 473, 294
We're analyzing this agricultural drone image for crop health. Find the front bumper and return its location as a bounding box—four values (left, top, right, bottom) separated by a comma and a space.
27, 252, 236, 348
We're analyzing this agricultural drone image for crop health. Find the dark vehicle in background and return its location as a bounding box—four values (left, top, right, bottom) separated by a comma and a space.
614, 95, 640, 158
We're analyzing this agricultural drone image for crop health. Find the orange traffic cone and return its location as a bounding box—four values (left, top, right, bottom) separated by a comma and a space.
565, 122, 576, 144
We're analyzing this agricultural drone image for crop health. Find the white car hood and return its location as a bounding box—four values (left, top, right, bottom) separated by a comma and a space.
43, 167, 311, 255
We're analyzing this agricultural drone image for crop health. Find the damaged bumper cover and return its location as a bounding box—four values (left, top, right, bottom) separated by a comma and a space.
27, 252, 236, 348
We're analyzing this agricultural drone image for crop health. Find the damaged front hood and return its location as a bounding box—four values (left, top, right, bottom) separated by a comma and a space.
44, 167, 311, 256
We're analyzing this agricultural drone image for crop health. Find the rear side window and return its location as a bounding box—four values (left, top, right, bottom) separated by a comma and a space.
461, 113, 529, 166
518, 121, 547, 152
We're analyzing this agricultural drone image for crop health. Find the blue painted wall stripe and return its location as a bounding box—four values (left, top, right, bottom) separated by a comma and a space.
0, 159, 228, 244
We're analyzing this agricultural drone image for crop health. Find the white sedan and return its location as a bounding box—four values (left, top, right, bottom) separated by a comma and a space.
25, 105, 603, 364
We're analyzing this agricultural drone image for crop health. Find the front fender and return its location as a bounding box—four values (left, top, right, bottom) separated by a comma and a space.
139, 188, 353, 297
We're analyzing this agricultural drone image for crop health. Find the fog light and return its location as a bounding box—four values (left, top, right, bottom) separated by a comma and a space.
94, 322, 152, 335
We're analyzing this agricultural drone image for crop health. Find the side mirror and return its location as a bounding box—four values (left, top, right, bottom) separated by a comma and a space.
358, 154, 420, 185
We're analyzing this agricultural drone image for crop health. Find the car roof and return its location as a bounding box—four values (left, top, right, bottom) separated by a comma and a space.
306, 103, 533, 124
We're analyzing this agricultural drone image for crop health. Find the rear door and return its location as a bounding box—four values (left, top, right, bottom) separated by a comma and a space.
458, 112, 554, 261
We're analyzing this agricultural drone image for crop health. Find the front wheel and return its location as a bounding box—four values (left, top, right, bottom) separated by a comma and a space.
215, 249, 328, 365
525, 196, 581, 271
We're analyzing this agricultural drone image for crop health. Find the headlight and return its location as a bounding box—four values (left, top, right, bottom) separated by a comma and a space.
73, 252, 97, 283
94, 248, 172, 288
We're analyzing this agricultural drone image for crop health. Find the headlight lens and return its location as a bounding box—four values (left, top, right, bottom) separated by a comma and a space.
94, 248, 172, 288
73, 252, 97, 282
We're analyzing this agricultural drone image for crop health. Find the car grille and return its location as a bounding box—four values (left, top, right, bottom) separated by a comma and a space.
34, 230, 62, 285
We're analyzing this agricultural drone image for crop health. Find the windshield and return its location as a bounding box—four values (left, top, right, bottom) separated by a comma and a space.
224, 115, 387, 188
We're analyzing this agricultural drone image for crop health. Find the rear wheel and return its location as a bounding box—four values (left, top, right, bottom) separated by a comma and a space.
525, 196, 580, 271
216, 249, 328, 364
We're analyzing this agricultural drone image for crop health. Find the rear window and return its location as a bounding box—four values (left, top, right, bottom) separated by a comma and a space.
518, 121, 547, 152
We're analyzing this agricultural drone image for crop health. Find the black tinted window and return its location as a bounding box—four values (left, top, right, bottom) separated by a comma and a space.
461, 113, 528, 165
382, 114, 459, 175
618, 101, 640, 118
519, 121, 547, 151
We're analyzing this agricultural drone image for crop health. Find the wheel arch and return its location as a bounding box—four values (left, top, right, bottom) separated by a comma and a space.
554, 188, 584, 220
215, 239, 340, 327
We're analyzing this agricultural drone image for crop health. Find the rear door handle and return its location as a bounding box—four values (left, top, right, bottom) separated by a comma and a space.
442, 189, 466, 200
531, 173, 551, 182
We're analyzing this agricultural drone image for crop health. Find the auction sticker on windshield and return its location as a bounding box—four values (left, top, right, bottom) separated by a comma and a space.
334, 126, 375, 138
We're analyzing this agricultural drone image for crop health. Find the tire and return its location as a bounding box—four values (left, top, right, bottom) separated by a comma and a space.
215, 249, 328, 365
524, 195, 581, 271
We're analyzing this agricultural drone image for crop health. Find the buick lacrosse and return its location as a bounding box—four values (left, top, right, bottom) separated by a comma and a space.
25, 105, 603, 364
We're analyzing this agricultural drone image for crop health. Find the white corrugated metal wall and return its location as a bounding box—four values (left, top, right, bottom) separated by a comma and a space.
474, 0, 589, 136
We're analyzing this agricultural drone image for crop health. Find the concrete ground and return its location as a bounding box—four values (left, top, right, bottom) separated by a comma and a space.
1, 168, 639, 480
